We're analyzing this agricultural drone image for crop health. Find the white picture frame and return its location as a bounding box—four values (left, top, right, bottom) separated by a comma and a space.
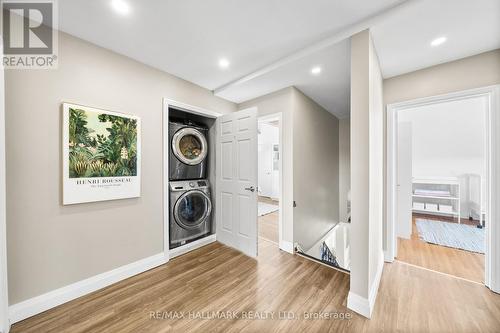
62, 103, 141, 205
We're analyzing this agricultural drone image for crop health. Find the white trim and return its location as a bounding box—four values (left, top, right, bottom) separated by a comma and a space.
279, 240, 294, 254
213, 0, 417, 94
383, 250, 394, 263
162, 102, 170, 262
385, 102, 397, 261
295, 252, 349, 274
368, 252, 384, 315
258, 112, 287, 253
385, 85, 500, 292
0, 38, 9, 333
488, 85, 500, 292
9, 253, 166, 324
163, 99, 222, 119
162, 99, 221, 261
169, 234, 217, 259
347, 292, 370, 318
347, 252, 384, 319
396, 259, 484, 286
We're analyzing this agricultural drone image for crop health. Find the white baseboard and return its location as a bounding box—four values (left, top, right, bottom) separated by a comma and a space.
169, 234, 216, 259
384, 250, 394, 263
279, 240, 294, 254
9, 253, 166, 324
347, 252, 385, 319
368, 252, 385, 314
347, 291, 371, 318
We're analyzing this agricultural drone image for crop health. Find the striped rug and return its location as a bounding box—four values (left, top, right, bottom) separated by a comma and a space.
416, 219, 485, 254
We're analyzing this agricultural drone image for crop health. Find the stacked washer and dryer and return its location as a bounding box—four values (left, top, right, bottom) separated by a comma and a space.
169, 118, 213, 249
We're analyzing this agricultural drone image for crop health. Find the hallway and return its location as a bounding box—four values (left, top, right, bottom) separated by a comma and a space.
11, 241, 500, 332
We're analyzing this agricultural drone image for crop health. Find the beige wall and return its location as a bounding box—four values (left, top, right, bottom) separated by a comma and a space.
5, 31, 236, 304
238, 87, 294, 244
349, 30, 370, 300
384, 49, 500, 105
348, 29, 384, 308
382, 49, 500, 250
339, 118, 350, 223
239, 86, 340, 250
368, 33, 384, 293
292, 88, 339, 250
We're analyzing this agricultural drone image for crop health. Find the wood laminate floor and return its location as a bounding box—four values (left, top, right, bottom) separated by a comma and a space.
12, 241, 500, 332
258, 196, 278, 205
397, 214, 485, 283
258, 196, 279, 244
258, 212, 279, 244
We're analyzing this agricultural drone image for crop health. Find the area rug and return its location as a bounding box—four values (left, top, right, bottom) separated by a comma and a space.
258, 202, 279, 216
416, 219, 484, 254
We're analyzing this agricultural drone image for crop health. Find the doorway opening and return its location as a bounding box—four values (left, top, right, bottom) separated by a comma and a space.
163, 99, 221, 261
387, 86, 500, 292
257, 114, 282, 250
396, 96, 487, 283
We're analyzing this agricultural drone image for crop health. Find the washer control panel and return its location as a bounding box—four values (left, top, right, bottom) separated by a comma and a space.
170, 179, 210, 191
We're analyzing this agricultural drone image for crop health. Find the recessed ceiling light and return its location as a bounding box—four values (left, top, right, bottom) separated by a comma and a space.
430, 36, 447, 47
111, 0, 130, 16
218, 58, 230, 69
311, 66, 322, 75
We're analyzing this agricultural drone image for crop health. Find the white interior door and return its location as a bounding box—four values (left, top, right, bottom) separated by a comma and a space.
397, 121, 413, 239
216, 108, 258, 257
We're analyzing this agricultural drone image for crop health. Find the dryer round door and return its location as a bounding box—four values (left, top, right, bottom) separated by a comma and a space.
173, 190, 212, 230
171, 127, 208, 165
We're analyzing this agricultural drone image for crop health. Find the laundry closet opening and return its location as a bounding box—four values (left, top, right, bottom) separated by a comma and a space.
164, 101, 221, 259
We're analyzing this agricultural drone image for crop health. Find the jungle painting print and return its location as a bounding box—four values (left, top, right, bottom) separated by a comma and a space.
62, 103, 141, 204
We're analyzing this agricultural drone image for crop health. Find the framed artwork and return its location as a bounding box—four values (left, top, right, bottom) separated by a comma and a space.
62, 103, 141, 205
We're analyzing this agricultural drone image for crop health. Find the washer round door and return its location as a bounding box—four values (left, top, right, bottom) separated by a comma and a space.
173, 190, 212, 230
171, 127, 208, 165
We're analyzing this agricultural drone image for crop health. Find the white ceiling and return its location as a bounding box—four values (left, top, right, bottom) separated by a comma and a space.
57, 0, 500, 119
58, 0, 401, 118
371, 0, 500, 78
217, 39, 351, 118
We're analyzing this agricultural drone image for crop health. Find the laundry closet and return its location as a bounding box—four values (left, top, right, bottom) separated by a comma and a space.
164, 101, 259, 259
167, 106, 217, 253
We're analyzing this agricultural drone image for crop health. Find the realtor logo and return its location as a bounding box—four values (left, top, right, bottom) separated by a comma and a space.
1, 0, 58, 69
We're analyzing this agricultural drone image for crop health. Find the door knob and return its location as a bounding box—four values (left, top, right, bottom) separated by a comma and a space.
245, 186, 255, 192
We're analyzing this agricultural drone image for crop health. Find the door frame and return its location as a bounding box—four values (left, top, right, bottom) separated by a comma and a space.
0, 38, 9, 333
385, 85, 500, 292
257, 112, 283, 248
162, 99, 222, 261
396, 121, 413, 240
